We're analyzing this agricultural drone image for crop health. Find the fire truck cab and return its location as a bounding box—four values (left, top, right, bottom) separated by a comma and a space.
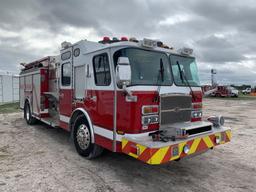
19, 37, 231, 164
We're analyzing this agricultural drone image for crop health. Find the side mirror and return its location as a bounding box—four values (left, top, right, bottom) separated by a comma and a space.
116, 57, 131, 87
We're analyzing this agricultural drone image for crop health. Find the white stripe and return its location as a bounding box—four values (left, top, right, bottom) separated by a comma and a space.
122, 85, 201, 93
60, 115, 70, 123
19, 71, 40, 77
40, 109, 49, 114
93, 125, 155, 142
94, 125, 114, 140
59, 116, 154, 142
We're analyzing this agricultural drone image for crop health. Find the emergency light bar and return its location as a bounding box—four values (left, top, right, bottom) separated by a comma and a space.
61, 41, 72, 49
178, 47, 193, 55
141, 38, 157, 48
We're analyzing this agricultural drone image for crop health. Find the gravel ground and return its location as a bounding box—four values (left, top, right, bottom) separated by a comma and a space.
0, 98, 256, 192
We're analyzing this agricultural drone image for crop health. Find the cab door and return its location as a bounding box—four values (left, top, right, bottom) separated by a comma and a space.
59, 47, 73, 119
89, 50, 114, 131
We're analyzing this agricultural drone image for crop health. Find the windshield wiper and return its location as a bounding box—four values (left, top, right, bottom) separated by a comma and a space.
154, 58, 165, 102
159, 58, 164, 82
176, 61, 196, 101
176, 61, 184, 83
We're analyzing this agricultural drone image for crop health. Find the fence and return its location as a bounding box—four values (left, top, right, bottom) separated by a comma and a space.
0, 75, 19, 104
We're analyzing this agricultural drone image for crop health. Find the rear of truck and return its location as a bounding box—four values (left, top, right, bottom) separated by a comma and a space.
19, 56, 60, 125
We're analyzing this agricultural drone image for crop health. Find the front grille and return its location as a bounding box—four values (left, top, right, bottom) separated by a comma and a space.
160, 94, 192, 126
186, 125, 212, 136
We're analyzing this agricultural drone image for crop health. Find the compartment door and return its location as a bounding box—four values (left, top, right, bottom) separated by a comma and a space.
59, 47, 73, 120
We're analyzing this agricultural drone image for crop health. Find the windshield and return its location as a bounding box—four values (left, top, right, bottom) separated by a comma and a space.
170, 55, 200, 87
113, 48, 173, 85
229, 87, 237, 90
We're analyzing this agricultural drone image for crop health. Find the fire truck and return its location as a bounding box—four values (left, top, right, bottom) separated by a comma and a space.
210, 86, 238, 97
19, 37, 231, 164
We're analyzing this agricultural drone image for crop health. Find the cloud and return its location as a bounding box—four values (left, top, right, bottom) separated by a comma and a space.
0, 0, 255, 85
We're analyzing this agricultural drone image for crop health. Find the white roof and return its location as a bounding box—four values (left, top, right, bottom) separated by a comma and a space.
70, 39, 192, 57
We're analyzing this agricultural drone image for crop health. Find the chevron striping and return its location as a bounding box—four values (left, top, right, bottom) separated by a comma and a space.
188, 138, 201, 154
137, 144, 147, 156
128, 152, 138, 158
122, 139, 129, 149
226, 130, 232, 141
161, 146, 172, 163
122, 130, 231, 164
178, 142, 187, 156
148, 146, 170, 165
203, 136, 214, 148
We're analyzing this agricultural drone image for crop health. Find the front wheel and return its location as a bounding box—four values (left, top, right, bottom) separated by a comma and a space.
73, 115, 103, 159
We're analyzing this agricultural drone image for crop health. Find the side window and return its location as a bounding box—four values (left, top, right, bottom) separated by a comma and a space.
74, 65, 85, 98
74, 48, 80, 57
61, 51, 71, 60
93, 53, 111, 86
61, 62, 71, 86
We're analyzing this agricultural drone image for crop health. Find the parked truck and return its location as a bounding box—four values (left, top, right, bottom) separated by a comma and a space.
210, 86, 238, 97
242, 87, 251, 94
19, 37, 231, 164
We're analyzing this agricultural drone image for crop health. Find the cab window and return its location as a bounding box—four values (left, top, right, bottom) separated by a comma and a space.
93, 53, 111, 86
61, 62, 71, 86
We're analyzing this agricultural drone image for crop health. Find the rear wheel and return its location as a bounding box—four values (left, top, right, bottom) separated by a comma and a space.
24, 102, 37, 125
73, 115, 103, 159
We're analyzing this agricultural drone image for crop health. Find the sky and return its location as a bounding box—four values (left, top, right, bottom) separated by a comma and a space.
0, 0, 256, 85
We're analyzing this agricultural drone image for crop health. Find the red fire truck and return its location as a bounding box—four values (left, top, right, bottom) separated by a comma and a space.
19, 37, 231, 164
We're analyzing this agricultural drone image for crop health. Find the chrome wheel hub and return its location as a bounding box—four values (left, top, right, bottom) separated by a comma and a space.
26, 106, 30, 121
76, 124, 90, 150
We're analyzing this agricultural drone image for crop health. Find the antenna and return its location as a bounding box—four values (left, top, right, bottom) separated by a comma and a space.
211, 69, 217, 87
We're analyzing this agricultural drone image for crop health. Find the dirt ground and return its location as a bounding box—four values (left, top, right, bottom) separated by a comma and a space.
0, 98, 256, 192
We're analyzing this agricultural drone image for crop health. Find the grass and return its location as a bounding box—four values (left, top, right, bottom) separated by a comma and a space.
205, 93, 256, 100
0, 102, 20, 114
0, 94, 255, 114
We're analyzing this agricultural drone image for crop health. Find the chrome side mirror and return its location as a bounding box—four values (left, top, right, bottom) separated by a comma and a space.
116, 57, 131, 87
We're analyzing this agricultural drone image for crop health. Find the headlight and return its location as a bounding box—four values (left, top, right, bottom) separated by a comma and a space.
142, 115, 159, 125
215, 135, 221, 144
183, 145, 190, 154
191, 110, 202, 118
207, 115, 225, 127
142, 105, 159, 115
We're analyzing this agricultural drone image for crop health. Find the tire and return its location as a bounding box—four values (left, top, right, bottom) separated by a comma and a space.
24, 102, 37, 125
72, 115, 103, 159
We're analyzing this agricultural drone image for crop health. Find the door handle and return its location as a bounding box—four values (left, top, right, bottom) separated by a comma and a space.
90, 96, 97, 102
60, 93, 64, 99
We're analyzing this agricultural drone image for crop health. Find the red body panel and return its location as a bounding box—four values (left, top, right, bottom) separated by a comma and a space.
40, 69, 49, 111
87, 90, 114, 130
214, 86, 230, 97
64, 89, 203, 135
95, 134, 113, 151
116, 91, 159, 134
59, 89, 73, 117
191, 91, 203, 122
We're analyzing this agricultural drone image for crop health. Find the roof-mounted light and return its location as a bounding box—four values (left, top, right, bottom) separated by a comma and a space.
178, 47, 193, 55
141, 38, 157, 48
157, 41, 163, 47
129, 37, 139, 43
121, 37, 128, 41
103, 36, 110, 42
61, 41, 72, 49
112, 37, 119, 43
163, 44, 169, 49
